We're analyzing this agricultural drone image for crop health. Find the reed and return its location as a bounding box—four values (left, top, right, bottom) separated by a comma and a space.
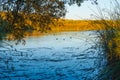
92, 0, 120, 79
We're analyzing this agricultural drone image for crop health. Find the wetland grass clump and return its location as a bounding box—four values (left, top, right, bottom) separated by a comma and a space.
93, 0, 120, 79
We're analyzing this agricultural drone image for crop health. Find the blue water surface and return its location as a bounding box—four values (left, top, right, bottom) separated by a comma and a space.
0, 31, 106, 80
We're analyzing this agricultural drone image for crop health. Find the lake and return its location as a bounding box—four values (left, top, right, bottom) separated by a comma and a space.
0, 31, 106, 80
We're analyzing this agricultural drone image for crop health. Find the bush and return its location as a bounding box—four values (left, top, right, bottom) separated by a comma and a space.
92, 0, 120, 79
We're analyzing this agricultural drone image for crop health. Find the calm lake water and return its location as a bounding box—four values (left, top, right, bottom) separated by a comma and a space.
0, 31, 106, 80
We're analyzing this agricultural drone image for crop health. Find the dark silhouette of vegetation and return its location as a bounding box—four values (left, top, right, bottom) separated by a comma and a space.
0, 0, 98, 43
91, 0, 120, 79
0, 0, 67, 43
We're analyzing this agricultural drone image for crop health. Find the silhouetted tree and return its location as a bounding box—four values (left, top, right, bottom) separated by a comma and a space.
0, 0, 97, 43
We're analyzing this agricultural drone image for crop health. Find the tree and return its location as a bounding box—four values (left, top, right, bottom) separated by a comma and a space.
0, 0, 97, 43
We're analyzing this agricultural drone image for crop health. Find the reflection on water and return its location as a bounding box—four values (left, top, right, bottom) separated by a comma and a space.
0, 31, 106, 80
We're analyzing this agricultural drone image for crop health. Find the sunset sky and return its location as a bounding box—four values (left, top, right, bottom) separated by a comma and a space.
65, 0, 119, 20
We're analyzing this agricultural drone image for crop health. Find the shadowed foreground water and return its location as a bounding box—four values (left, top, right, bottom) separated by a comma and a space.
0, 31, 106, 80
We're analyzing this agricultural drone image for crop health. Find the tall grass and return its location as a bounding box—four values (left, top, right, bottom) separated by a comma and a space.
92, 0, 120, 79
